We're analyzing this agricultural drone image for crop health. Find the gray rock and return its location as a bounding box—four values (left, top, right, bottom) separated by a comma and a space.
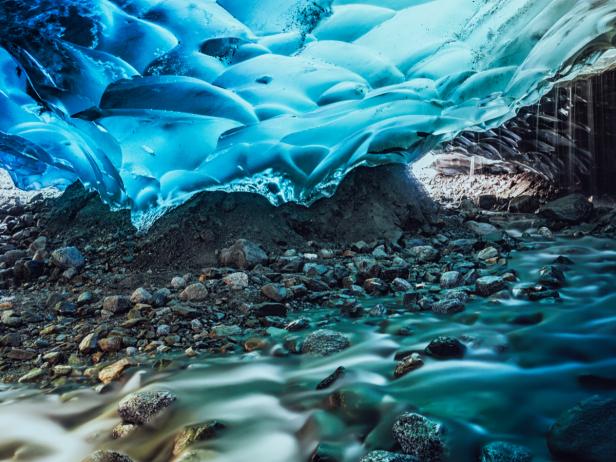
392, 278, 413, 292
180, 283, 208, 302
302, 329, 350, 356
408, 246, 439, 262
118, 390, 177, 425
440, 271, 461, 289
261, 283, 288, 302
547, 396, 616, 462
393, 412, 446, 462
480, 441, 533, 462
360, 450, 418, 462
477, 246, 499, 261
171, 276, 187, 289
130, 287, 153, 305
81, 450, 134, 462
51, 246, 85, 269
539, 194, 593, 223
466, 221, 499, 237
222, 272, 249, 289
476, 276, 506, 297
102, 296, 132, 314
219, 239, 267, 269
431, 298, 465, 315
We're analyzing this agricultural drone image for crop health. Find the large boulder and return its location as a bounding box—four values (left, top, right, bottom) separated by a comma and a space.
118, 390, 177, 425
539, 194, 593, 223
392, 412, 447, 462
547, 396, 616, 462
219, 239, 268, 269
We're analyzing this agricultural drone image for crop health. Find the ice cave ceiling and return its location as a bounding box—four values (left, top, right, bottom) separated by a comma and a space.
1, 0, 616, 227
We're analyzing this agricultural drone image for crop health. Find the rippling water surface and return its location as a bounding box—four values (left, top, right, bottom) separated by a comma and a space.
1, 236, 616, 462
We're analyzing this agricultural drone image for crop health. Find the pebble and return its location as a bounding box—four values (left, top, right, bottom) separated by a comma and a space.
440, 271, 461, 289
408, 245, 439, 262
171, 276, 187, 289
218, 239, 268, 269
130, 287, 153, 305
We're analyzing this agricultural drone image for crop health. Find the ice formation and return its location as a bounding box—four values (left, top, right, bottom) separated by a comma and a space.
1, 0, 615, 227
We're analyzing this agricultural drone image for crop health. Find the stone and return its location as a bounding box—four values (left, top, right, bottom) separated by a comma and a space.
316, 366, 347, 390
476, 276, 506, 297
79, 332, 99, 353
118, 390, 177, 425
360, 450, 418, 462
102, 296, 132, 314
508, 195, 540, 213
480, 441, 533, 462
439, 271, 461, 289
98, 358, 134, 384
425, 337, 465, 359
538, 265, 566, 288
392, 278, 413, 292
302, 329, 350, 356
285, 318, 310, 331
223, 272, 249, 289
466, 221, 499, 237
18, 368, 45, 383
478, 194, 498, 210
171, 276, 187, 289
431, 298, 465, 315
539, 194, 593, 223
211, 324, 242, 337
180, 283, 209, 302
408, 246, 439, 262
130, 287, 153, 305
99, 337, 123, 353
477, 246, 499, 261
253, 302, 287, 317
51, 246, 85, 269
547, 396, 616, 462
394, 353, 424, 378
218, 239, 268, 269
77, 291, 94, 306
81, 451, 134, 462
364, 278, 388, 294
261, 283, 288, 302
173, 421, 225, 455
393, 412, 446, 462
156, 324, 171, 336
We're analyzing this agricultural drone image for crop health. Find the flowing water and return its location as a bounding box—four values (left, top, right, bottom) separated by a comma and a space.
1, 236, 616, 462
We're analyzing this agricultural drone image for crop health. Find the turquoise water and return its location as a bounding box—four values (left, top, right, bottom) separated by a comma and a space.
1, 236, 616, 461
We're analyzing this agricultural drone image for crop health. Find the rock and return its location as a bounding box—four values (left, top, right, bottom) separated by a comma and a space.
51, 246, 85, 269
99, 337, 123, 352
0, 249, 27, 265
364, 278, 388, 294
54, 300, 78, 316
539, 194, 593, 223
392, 412, 446, 462
173, 422, 225, 455
508, 195, 540, 213
156, 324, 171, 337
431, 298, 465, 315
77, 291, 94, 306
253, 302, 287, 317
547, 396, 616, 462
360, 450, 418, 462
180, 283, 209, 302
98, 358, 134, 384
392, 278, 413, 292
478, 194, 498, 210
18, 368, 45, 383
171, 276, 187, 289
408, 246, 439, 262
538, 265, 566, 288
81, 450, 134, 462
538, 227, 553, 239
316, 366, 347, 390
285, 318, 310, 331
261, 283, 288, 302
223, 272, 249, 290
118, 390, 177, 425
130, 287, 153, 305
394, 353, 424, 378
439, 271, 461, 289
102, 296, 132, 314
466, 221, 499, 237
302, 329, 350, 356
112, 423, 138, 439
211, 324, 242, 337
79, 332, 99, 353
480, 441, 533, 462
425, 337, 465, 359
476, 276, 506, 297
219, 239, 268, 269
477, 246, 499, 261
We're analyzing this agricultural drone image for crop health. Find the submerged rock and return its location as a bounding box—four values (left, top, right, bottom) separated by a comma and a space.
316, 366, 347, 390
394, 353, 424, 378
392, 412, 446, 462
118, 390, 176, 425
302, 329, 350, 357
480, 441, 533, 462
547, 396, 616, 462
360, 450, 418, 462
425, 337, 465, 359
173, 421, 225, 455
81, 451, 133, 462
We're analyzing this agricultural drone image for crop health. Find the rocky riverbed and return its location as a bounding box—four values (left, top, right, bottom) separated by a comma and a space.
1, 180, 616, 461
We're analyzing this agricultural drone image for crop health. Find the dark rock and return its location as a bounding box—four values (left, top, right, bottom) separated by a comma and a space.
392, 412, 446, 462
431, 298, 465, 315
539, 194, 593, 223
547, 396, 616, 462
360, 450, 418, 462
179, 283, 208, 302
478, 194, 498, 210
81, 450, 134, 462
480, 441, 533, 462
219, 239, 267, 269
440, 271, 461, 289
51, 246, 85, 269
408, 246, 439, 263
118, 390, 177, 425
54, 300, 78, 316
394, 353, 424, 378
538, 265, 566, 288
285, 318, 310, 331
302, 329, 350, 357
253, 302, 287, 317
425, 337, 465, 359
102, 296, 132, 314
476, 276, 506, 296
316, 366, 347, 390
261, 283, 288, 302
508, 195, 540, 213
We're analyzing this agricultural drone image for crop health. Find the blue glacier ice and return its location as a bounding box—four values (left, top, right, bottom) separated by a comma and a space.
1, 0, 615, 228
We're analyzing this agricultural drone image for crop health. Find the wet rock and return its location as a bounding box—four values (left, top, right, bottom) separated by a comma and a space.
180, 283, 209, 302
77, 291, 93, 306
478, 195, 498, 210
112, 423, 137, 439
394, 353, 424, 378
392, 278, 413, 292
219, 239, 267, 269
392, 412, 446, 462
261, 283, 288, 302
102, 296, 132, 314
130, 287, 153, 305
476, 276, 506, 297
51, 246, 85, 269
18, 368, 45, 383
222, 272, 249, 290
477, 246, 499, 261
547, 396, 616, 462
538, 265, 566, 288
173, 421, 225, 455
211, 324, 241, 337
253, 302, 287, 317
302, 329, 350, 356
118, 390, 177, 425
425, 337, 465, 359
285, 318, 310, 331
480, 441, 533, 462
81, 450, 134, 462
98, 357, 134, 384
316, 366, 347, 390
99, 337, 123, 352
440, 271, 461, 289
431, 298, 465, 315
364, 278, 388, 294
539, 194, 593, 223
360, 450, 418, 462
408, 246, 439, 262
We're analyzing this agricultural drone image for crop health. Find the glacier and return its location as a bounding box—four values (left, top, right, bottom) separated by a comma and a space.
0, 0, 615, 228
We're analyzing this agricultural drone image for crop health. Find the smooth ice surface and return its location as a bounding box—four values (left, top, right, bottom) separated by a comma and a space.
1, 1, 615, 227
